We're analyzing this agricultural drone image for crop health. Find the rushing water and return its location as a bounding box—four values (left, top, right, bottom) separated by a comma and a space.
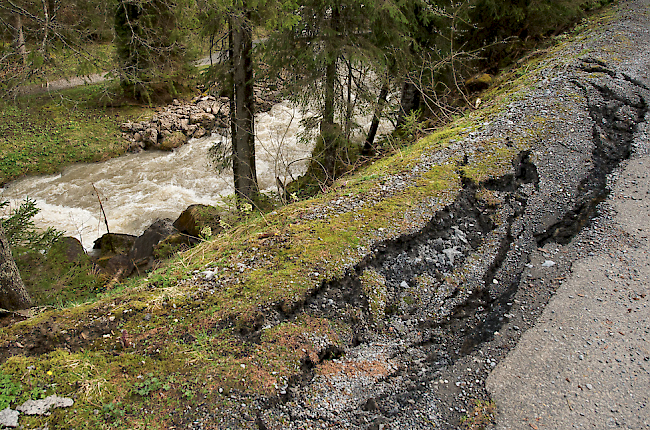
1, 101, 391, 249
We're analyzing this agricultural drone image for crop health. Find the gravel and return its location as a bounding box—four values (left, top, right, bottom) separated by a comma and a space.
131, 1, 650, 428
487, 155, 650, 429
486, 2, 650, 428
269, 1, 650, 428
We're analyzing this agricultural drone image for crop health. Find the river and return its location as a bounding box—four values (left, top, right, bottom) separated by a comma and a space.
1, 101, 391, 249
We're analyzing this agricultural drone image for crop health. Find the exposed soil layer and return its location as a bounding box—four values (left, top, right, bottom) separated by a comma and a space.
251, 26, 650, 430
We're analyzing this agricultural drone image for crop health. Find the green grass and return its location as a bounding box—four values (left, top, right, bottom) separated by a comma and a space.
27, 44, 116, 85
15, 240, 107, 308
0, 83, 153, 185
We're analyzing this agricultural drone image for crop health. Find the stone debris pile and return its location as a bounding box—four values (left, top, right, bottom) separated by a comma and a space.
0, 395, 74, 428
120, 96, 230, 152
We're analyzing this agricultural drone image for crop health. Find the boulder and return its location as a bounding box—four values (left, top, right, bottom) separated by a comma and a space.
93, 233, 137, 257
53, 237, 86, 263
159, 131, 188, 151
143, 128, 159, 146
153, 233, 196, 259
129, 219, 178, 271
465, 73, 493, 92
189, 112, 216, 129
159, 118, 173, 132
96, 254, 133, 278
193, 127, 207, 138
173, 204, 223, 238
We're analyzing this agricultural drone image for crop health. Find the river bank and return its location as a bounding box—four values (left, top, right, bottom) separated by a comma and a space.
0, 83, 151, 186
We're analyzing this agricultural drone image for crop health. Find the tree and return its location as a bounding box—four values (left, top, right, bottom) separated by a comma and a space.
264, 0, 412, 185
393, 0, 476, 128
199, 0, 297, 206
463, 0, 607, 69
398, 0, 614, 122
229, 3, 258, 205
199, 0, 259, 205
0, 0, 115, 99
0, 222, 31, 311
114, 0, 194, 102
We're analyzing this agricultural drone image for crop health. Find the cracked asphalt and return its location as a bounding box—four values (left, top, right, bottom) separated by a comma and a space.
486, 2, 650, 427
487, 156, 650, 429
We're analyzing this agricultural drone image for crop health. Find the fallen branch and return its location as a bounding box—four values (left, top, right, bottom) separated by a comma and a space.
92, 183, 113, 253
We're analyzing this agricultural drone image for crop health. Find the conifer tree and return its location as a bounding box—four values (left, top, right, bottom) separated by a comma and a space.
198, 0, 297, 206
0, 0, 116, 98
264, 0, 413, 184
0, 222, 31, 311
114, 0, 194, 102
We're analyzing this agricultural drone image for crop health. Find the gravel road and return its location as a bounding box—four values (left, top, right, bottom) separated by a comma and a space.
486, 1, 650, 428
487, 155, 650, 429
18, 73, 109, 95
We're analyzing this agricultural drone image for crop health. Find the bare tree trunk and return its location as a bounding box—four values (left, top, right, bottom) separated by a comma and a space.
15, 14, 28, 66
318, 5, 341, 184
323, 54, 336, 128
230, 4, 258, 206
363, 79, 390, 155
344, 59, 353, 140
0, 223, 31, 311
40, 0, 50, 55
397, 80, 421, 128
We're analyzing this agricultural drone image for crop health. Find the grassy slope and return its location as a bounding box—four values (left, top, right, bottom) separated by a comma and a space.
0, 83, 155, 186
0, 9, 618, 430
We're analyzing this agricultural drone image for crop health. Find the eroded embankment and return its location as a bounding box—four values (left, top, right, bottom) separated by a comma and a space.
253, 59, 650, 429
1, 24, 649, 430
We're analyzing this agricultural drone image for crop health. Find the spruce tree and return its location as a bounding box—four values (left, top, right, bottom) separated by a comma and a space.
0, 222, 31, 311
0, 0, 116, 98
114, 0, 193, 102
264, 0, 413, 184
198, 0, 297, 206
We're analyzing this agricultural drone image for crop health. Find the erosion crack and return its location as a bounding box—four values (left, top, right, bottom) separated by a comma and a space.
537, 71, 648, 246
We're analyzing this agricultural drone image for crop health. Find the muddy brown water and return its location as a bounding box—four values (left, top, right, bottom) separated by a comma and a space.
0, 101, 391, 249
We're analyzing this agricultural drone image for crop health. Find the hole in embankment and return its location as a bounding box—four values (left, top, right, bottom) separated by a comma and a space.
261, 149, 543, 401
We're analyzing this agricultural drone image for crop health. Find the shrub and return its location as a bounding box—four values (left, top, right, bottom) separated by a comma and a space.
0, 198, 61, 256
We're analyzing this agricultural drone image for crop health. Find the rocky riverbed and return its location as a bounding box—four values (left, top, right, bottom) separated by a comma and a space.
120, 90, 281, 152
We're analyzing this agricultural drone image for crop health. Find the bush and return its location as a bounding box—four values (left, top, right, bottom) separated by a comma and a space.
1, 198, 106, 306
0, 198, 61, 256
464, 0, 615, 69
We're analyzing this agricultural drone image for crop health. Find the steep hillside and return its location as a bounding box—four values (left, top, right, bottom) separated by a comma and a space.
1, 1, 649, 429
